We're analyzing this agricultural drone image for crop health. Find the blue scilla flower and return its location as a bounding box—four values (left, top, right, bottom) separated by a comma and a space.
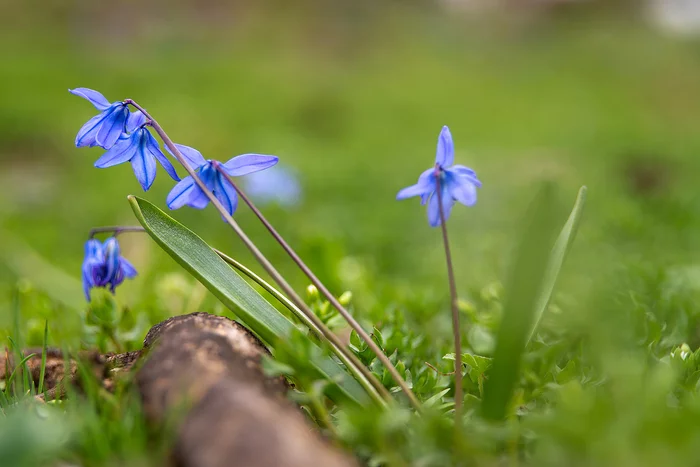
244, 165, 302, 207
166, 144, 278, 216
81, 237, 137, 301
396, 126, 482, 227
93, 127, 180, 191
70, 88, 143, 149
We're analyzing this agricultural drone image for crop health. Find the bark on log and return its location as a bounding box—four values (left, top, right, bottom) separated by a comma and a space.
136, 312, 356, 467
1, 312, 357, 467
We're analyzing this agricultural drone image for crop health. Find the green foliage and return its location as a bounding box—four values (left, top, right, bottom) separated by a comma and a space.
483, 183, 563, 420
129, 196, 368, 405
6, 5, 700, 466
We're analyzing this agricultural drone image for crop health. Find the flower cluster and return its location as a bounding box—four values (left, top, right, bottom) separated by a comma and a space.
73, 87, 282, 299
397, 126, 481, 227
70, 88, 145, 149
82, 237, 137, 301
73, 88, 481, 304
71, 87, 279, 204
71, 88, 179, 191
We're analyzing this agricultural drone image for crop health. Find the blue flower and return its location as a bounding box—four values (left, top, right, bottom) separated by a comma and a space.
70, 88, 144, 149
244, 165, 302, 207
81, 237, 137, 301
396, 126, 481, 227
93, 127, 180, 191
166, 144, 278, 217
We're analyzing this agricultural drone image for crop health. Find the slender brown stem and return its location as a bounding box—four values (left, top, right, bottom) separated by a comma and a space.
89, 226, 145, 238
434, 166, 463, 426
124, 100, 390, 407
214, 164, 422, 411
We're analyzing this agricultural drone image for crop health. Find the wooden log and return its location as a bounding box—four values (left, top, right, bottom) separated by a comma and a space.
136, 312, 356, 467
1, 312, 357, 466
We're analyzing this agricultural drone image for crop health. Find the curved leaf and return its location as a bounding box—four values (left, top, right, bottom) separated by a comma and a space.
128, 196, 368, 406
528, 185, 587, 342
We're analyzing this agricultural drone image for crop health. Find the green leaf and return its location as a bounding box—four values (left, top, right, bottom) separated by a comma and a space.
443, 352, 492, 383
423, 388, 451, 409
528, 185, 587, 342
128, 196, 368, 406
482, 182, 563, 420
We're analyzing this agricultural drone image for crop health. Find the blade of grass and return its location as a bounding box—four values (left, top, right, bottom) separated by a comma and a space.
38, 320, 49, 395
528, 185, 587, 343
482, 182, 562, 420
5, 352, 37, 399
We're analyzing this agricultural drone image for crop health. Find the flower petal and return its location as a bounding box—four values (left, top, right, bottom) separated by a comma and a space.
95, 105, 128, 149
187, 165, 216, 209
75, 111, 110, 147
450, 165, 482, 187
435, 125, 454, 168
69, 88, 112, 111
397, 183, 431, 200
131, 136, 158, 191
167, 144, 206, 168
94, 134, 137, 168
213, 172, 238, 216
447, 175, 478, 207
427, 185, 454, 227
103, 238, 121, 284
125, 110, 147, 133
167, 176, 198, 210
84, 239, 104, 261
222, 154, 279, 177
82, 259, 102, 300
109, 268, 125, 292
396, 168, 435, 200
144, 130, 180, 181
119, 257, 138, 279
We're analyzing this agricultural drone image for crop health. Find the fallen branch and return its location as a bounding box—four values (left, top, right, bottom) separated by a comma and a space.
2, 313, 357, 467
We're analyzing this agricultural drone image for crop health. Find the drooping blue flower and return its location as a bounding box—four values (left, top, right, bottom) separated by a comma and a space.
102, 237, 138, 292
93, 127, 180, 191
81, 237, 137, 301
244, 165, 302, 207
82, 239, 105, 301
166, 144, 278, 217
396, 126, 481, 227
70, 88, 142, 149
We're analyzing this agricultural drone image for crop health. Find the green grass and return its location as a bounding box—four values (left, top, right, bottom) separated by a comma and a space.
3, 3, 700, 465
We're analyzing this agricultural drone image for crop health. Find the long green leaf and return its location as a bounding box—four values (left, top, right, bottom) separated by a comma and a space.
482, 183, 562, 420
128, 196, 368, 406
528, 185, 587, 342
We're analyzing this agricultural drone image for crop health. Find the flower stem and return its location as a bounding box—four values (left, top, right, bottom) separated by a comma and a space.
89, 226, 145, 238
434, 167, 463, 427
124, 100, 390, 408
214, 165, 423, 411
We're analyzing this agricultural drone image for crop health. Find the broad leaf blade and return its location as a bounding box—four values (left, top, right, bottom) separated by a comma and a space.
528, 185, 587, 342
128, 196, 368, 406
482, 183, 562, 420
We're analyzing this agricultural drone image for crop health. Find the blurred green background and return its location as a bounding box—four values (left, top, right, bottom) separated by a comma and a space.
5, 1, 700, 465
4, 0, 700, 341
3, 0, 700, 333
